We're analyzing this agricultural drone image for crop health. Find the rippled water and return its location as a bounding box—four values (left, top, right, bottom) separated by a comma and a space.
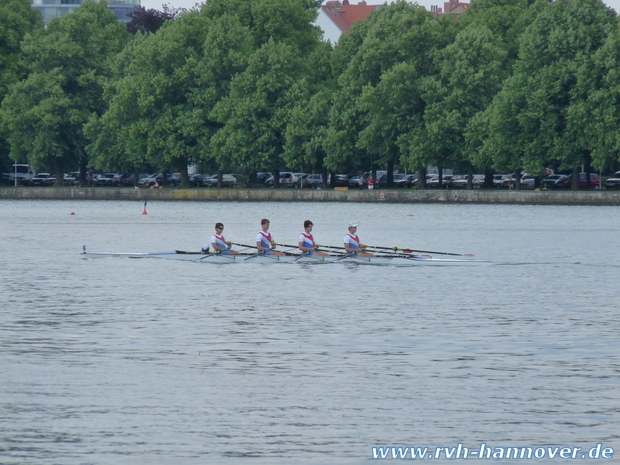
1, 200, 619, 464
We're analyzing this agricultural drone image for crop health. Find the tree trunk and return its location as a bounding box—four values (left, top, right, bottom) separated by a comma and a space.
572, 167, 579, 190
514, 169, 521, 190
54, 169, 64, 187
417, 167, 426, 189
484, 168, 493, 189
387, 160, 394, 188
273, 169, 281, 188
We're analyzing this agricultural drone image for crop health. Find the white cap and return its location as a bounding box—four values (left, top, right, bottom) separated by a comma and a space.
348, 221, 359, 228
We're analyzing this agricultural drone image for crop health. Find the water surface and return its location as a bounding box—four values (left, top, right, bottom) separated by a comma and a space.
1, 200, 619, 464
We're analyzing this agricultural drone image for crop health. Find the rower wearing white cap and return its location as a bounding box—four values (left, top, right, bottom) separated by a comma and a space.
343, 222, 373, 256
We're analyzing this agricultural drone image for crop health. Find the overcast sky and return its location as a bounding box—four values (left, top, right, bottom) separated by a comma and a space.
140, 0, 620, 15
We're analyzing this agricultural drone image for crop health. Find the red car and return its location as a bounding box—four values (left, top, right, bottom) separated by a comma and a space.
557, 173, 600, 189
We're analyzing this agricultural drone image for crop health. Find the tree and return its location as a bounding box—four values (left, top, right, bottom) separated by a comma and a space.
202, 0, 320, 53
126, 5, 185, 35
410, 25, 508, 188
0, 0, 42, 174
327, 2, 452, 184
210, 39, 303, 186
572, 23, 620, 172
474, 0, 616, 187
283, 42, 335, 184
87, 11, 253, 184
0, 1, 128, 185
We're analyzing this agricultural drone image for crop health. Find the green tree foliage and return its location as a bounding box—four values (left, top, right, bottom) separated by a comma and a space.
409, 25, 508, 180
572, 20, 620, 171
4, 0, 620, 188
475, 0, 616, 182
0, 1, 128, 184
211, 39, 303, 183
327, 2, 451, 182
0, 0, 42, 170
202, 0, 320, 53
89, 0, 320, 185
87, 11, 221, 182
283, 42, 334, 178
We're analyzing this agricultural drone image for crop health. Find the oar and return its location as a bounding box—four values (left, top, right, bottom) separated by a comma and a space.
365, 245, 473, 257
275, 243, 341, 256
230, 242, 259, 249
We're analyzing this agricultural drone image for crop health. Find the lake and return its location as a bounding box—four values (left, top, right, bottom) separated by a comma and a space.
1, 200, 619, 464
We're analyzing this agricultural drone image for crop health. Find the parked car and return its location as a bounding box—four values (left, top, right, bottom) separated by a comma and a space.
30, 173, 53, 186
138, 173, 159, 187
428, 174, 453, 188
119, 173, 150, 186
165, 173, 181, 186
376, 173, 406, 188
304, 174, 323, 188
63, 171, 78, 186
3, 164, 36, 185
557, 173, 601, 189
205, 174, 237, 188
394, 174, 418, 188
189, 174, 211, 187
255, 172, 271, 184
540, 174, 569, 190
348, 175, 366, 189
333, 174, 350, 187
265, 172, 301, 187
501, 174, 535, 189
448, 174, 484, 189
604, 171, 620, 189
291, 173, 308, 188
96, 173, 122, 186
492, 174, 508, 188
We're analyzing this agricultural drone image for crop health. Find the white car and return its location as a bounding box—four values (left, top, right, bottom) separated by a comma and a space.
501, 174, 535, 189
205, 174, 237, 188
604, 171, 620, 190
449, 174, 485, 189
138, 173, 159, 187
265, 172, 303, 187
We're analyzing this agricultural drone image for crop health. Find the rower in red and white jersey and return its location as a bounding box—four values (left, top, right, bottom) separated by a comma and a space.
298, 220, 329, 256
343, 221, 373, 256
256, 218, 283, 255
209, 222, 238, 254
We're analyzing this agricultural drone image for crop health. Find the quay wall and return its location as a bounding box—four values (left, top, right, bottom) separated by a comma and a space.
1, 187, 620, 205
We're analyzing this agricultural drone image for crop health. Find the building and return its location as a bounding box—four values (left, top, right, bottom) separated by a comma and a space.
430, 0, 470, 18
314, 0, 381, 44
315, 0, 470, 45
31, 0, 139, 24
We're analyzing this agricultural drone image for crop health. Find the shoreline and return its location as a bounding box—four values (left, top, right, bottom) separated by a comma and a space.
1, 186, 619, 205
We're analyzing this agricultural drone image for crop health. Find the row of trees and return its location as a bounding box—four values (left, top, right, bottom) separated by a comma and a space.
2, 0, 620, 189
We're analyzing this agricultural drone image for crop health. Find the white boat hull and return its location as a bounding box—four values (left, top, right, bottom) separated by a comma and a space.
82, 250, 489, 266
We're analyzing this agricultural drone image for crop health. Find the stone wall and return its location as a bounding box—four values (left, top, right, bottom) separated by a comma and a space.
1, 187, 620, 205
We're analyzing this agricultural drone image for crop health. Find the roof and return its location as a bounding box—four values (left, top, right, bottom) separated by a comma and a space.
431, 0, 470, 17
321, 1, 381, 34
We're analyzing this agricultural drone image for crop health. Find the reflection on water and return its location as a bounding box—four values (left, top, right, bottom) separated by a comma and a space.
1, 200, 619, 464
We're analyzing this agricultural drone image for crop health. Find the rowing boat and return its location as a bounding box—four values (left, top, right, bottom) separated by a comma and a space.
81, 248, 490, 266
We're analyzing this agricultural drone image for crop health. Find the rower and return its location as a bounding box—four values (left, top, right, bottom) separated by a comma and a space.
298, 220, 317, 255
298, 220, 328, 256
210, 223, 238, 254
343, 221, 373, 257
256, 219, 283, 255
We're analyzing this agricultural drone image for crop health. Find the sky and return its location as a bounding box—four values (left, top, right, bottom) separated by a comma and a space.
140, 0, 620, 15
